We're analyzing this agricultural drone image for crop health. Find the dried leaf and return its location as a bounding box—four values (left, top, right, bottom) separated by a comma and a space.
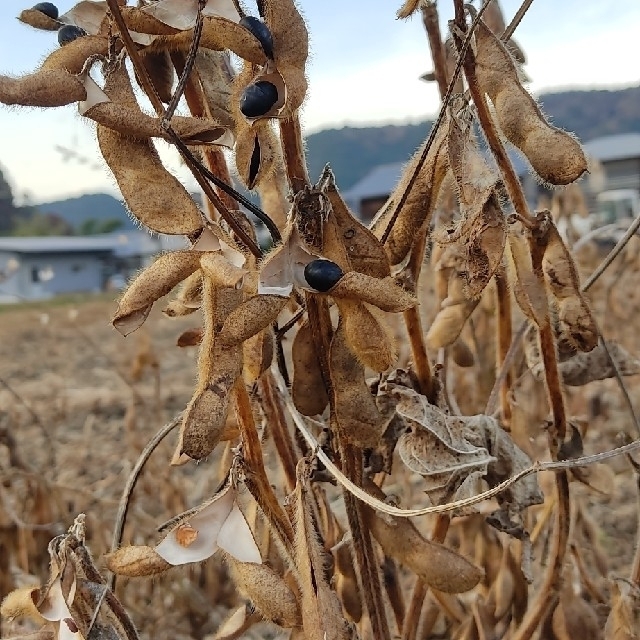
560, 341, 640, 386
155, 484, 261, 565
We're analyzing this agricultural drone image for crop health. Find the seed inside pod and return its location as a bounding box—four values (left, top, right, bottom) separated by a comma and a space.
240, 80, 279, 118
239, 16, 274, 59
57, 24, 86, 46
33, 2, 59, 19
304, 259, 344, 292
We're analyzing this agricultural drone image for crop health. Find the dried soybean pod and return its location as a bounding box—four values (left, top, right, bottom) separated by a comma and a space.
218, 294, 289, 346
291, 319, 329, 416
336, 298, 396, 372
196, 49, 235, 130
19, 8, 60, 31
319, 166, 390, 279
0, 69, 85, 107
43, 35, 109, 73
235, 120, 278, 189
139, 51, 174, 104
262, 0, 309, 116
474, 19, 587, 185
113, 251, 202, 335
329, 320, 387, 449
371, 120, 449, 264
362, 482, 482, 593
103, 546, 172, 578
97, 125, 202, 235
541, 221, 597, 352
226, 558, 302, 628
119, 6, 180, 35
328, 272, 415, 313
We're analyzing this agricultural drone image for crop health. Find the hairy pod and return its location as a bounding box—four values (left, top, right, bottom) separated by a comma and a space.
0, 70, 85, 107
227, 558, 302, 628
103, 546, 171, 578
218, 294, 288, 346
291, 319, 329, 416
328, 271, 416, 312
363, 483, 483, 593
113, 251, 202, 335
119, 6, 180, 35
235, 120, 278, 189
19, 5, 60, 30
139, 51, 174, 103
474, 19, 587, 185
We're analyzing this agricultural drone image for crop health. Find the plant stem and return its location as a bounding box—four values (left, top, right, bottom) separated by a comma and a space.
420, 3, 448, 98
495, 267, 513, 424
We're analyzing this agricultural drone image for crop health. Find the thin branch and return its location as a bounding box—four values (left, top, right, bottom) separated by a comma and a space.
502, 0, 535, 42
109, 413, 182, 589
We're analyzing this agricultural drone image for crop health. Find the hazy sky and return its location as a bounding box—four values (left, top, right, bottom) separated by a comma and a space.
0, 0, 639, 204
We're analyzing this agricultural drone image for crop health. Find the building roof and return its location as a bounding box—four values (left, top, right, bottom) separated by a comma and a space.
583, 134, 640, 163
0, 236, 117, 254
0, 232, 188, 256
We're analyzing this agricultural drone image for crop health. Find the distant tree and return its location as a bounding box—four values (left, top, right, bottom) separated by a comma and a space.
13, 212, 74, 236
78, 217, 123, 235
0, 166, 16, 234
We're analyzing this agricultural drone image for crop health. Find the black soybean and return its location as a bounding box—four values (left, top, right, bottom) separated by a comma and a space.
33, 2, 59, 19
58, 24, 86, 46
304, 260, 344, 293
239, 16, 274, 59
240, 81, 279, 118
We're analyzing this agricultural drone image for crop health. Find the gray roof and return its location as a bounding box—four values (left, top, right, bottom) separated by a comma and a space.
583, 134, 640, 163
0, 236, 117, 254
0, 232, 188, 256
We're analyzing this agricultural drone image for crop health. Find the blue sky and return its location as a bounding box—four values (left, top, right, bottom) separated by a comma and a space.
0, 0, 639, 203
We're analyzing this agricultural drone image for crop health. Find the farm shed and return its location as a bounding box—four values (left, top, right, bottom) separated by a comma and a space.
583, 133, 640, 194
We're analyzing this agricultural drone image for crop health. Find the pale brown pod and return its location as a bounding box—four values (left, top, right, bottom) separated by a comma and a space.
103, 546, 172, 577
98, 125, 203, 235
362, 483, 483, 593
150, 17, 268, 66
235, 120, 278, 189
329, 320, 387, 449
218, 294, 288, 347
291, 319, 329, 416
138, 51, 174, 103
0, 70, 86, 107
119, 6, 181, 35
329, 272, 415, 313
42, 36, 110, 74
113, 250, 202, 335
227, 558, 302, 628
196, 50, 236, 130
242, 327, 274, 385
336, 299, 396, 372
371, 120, 449, 265
474, 19, 587, 185
18, 8, 60, 31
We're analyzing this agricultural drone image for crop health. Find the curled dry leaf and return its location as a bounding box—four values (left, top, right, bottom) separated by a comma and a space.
155, 484, 261, 565
474, 18, 587, 185
226, 557, 302, 628
113, 251, 201, 336
371, 118, 449, 265
142, 0, 241, 31
291, 319, 330, 416
330, 320, 388, 449
363, 480, 483, 593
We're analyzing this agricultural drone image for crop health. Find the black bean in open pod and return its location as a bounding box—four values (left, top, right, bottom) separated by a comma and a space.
58, 24, 86, 46
304, 260, 344, 292
240, 81, 279, 118
239, 16, 274, 59
33, 2, 59, 19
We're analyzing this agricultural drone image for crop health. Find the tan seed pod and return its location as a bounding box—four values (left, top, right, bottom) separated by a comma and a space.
196, 49, 236, 130
451, 338, 475, 367
336, 299, 396, 372
291, 319, 330, 416
329, 272, 415, 313
200, 252, 247, 289
98, 125, 203, 235
0, 70, 86, 107
119, 6, 181, 35
227, 558, 302, 628
363, 482, 483, 593
176, 327, 204, 347
552, 590, 601, 640
474, 19, 587, 185
330, 320, 387, 448
1, 586, 46, 625
42, 35, 110, 74
150, 17, 268, 66
396, 0, 421, 19
113, 250, 202, 335
319, 166, 390, 279
235, 120, 278, 189
218, 294, 288, 347
371, 119, 449, 265
559, 341, 640, 386
242, 327, 274, 385
18, 8, 60, 31
103, 546, 172, 578
214, 604, 261, 640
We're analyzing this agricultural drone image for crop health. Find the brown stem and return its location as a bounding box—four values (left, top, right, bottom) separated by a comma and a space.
403, 308, 435, 402
341, 444, 392, 640
421, 3, 448, 98
495, 267, 513, 424
631, 472, 640, 585
453, 5, 535, 226
258, 371, 299, 493
503, 0, 535, 41
233, 381, 295, 548
279, 115, 310, 193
